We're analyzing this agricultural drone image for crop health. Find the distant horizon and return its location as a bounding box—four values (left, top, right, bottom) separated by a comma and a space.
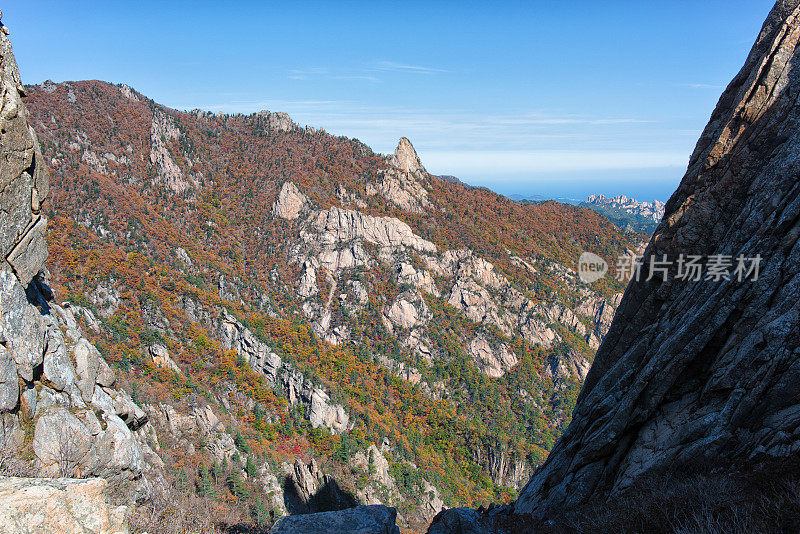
434, 167, 683, 203
7, 0, 773, 203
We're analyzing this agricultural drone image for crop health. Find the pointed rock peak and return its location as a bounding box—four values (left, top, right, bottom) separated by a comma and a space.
390, 137, 424, 174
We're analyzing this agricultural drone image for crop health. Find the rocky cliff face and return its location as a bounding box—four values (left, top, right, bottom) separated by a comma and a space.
0, 15, 150, 485
0, 15, 168, 533
0, 24, 49, 289
514, 0, 800, 518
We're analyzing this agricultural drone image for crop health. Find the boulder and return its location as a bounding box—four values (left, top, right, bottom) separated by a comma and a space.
6, 215, 48, 286
42, 319, 78, 392
73, 338, 101, 402
94, 413, 143, 477
427, 508, 493, 534
0, 477, 128, 534
0, 269, 46, 382
270, 504, 401, 534
32, 406, 95, 477
385, 295, 421, 330
0, 346, 18, 412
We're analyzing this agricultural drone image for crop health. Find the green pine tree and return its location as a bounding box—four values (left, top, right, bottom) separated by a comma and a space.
198, 465, 216, 497
245, 456, 258, 478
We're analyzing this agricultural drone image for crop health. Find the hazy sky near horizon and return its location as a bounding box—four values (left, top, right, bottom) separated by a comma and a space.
6, 1, 775, 201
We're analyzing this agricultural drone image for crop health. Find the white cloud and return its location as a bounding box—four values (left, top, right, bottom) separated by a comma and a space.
169, 97, 695, 181
420, 150, 688, 174
372, 61, 449, 74
682, 83, 724, 89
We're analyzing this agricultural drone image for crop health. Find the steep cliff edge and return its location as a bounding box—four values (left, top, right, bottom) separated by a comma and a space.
0, 13, 157, 531
513, 0, 800, 519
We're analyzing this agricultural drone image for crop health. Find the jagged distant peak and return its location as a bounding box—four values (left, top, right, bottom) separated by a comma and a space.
584, 193, 666, 224
389, 136, 424, 174
257, 110, 297, 132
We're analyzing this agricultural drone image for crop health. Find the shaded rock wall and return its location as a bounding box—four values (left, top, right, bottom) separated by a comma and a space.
515, 0, 800, 516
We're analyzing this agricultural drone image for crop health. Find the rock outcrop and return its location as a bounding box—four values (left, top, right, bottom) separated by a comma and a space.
0, 18, 151, 516
279, 173, 621, 384
472, 442, 531, 489
515, 0, 800, 517
468, 335, 518, 379
309, 206, 437, 254
351, 444, 402, 506
273, 181, 309, 220
270, 504, 401, 534
367, 137, 432, 214
149, 109, 196, 195
0, 477, 128, 534
281, 458, 358, 514
257, 110, 297, 132
180, 299, 351, 433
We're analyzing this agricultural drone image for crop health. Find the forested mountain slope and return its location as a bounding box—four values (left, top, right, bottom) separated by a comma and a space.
21, 79, 641, 530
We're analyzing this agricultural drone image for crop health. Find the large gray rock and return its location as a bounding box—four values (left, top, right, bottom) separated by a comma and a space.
32, 406, 95, 477
6, 215, 48, 286
0, 27, 49, 283
0, 269, 46, 382
515, 0, 800, 518
94, 413, 143, 477
0, 476, 128, 534
73, 338, 101, 402
0, 346, 18, 412
258, 110, 297, 133
427, 508, 493, 534
42, 318, 78, 392
270, 505, 400, 534
467, 335, 518, 378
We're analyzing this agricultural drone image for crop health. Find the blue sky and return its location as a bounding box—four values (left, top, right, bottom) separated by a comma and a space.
6, 1, 775, 201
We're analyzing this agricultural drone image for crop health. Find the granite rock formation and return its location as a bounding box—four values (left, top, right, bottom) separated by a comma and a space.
0, 15, 153, 530
515, 0, 800, 517
0, 477, 128, 534
270, 504, 401, 534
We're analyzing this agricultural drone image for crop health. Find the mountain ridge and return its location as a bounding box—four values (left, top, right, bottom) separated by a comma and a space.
13, 75, 642, 530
